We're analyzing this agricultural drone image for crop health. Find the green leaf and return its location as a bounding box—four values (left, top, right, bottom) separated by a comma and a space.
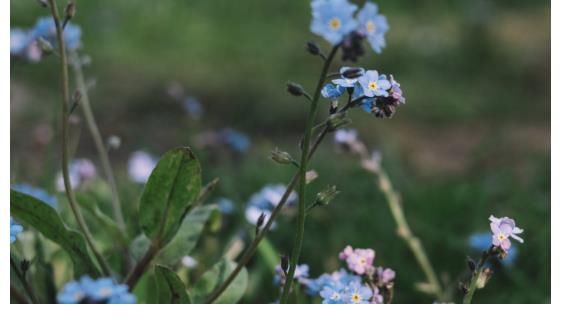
157, 204, 220, 265
154, 265, 191, 304
193, 259, 248, 304
10, 190, 99, 277
139, 147, 202, 245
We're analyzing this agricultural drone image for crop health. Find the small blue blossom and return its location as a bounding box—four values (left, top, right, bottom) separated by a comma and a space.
57, 276, 136, 304
311, 0, 359, 45
10, 217, 23, 244
342, 281, 373, 304
358, 70, 391, 97
332, 67, 364, 87
356, 2, 389, 54
469, 232, 518, 266
31, 17, 82, 51
319, 282, 346, 304
321, 83, 346, 99
216, 197, 235, 215
10, 28, 30, 55
12, 183, 58, 209
182, 96, 204, 120
221, 128, 251, 153
245, 184, 297, 228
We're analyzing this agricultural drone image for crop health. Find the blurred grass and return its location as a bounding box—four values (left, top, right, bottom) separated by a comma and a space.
10, 0, 550, 303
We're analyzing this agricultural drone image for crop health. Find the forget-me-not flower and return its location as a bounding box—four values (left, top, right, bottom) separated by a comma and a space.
339, 245, 375, 275
469, 232, 518, 266
128, 151, 157, 184
311, 0, 359, 45
489, 215, 524, 251
57, 276, 136, 304
332, 67, 365, 87
321, 83, 345, 99
31, 17, 82, 51
356, 2, 389, 54
358, 70, 391, 97
343, 281, 373, 304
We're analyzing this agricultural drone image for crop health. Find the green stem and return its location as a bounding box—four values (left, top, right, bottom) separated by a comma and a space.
280, 45, 339, 304
48, 0, 111, 277
463, 246, 492, 304
375, 168, 445, 301
69, 50, 127, 235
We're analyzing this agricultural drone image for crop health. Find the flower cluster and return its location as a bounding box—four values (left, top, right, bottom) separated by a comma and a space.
128, 151, 158, 184
11, 17, 82, 62
322, 67, 405, 118
57, 276, 136, 304
489, 215, 524, 251
311, 0, 389, 59
11, 183, 58, 208
55, 158, 97, 192
10, 217, 23, 244
305, 246, 395, 304
245, 184, 297, 228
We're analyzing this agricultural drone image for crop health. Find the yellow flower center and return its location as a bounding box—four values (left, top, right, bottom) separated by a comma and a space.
351, 293, 361, 303
498, 233, 506, 241
368, 81, 378, 91
359, 257, 367, 265
367, 20, 376, 34
329, 17, 342, 30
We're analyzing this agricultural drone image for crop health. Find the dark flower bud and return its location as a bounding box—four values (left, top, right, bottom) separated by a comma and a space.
255, 213, 266, 235
271, 147, 295, 165
467, 257, 476, 272
341, 31, 366, 62
306, 41, 321, 56
327, 112, 351, 131
64, 1, 76, 26
341, 67, 364, 79
316, 185, 340, 206
280, 254, 289, 275
286, 81, 305, 97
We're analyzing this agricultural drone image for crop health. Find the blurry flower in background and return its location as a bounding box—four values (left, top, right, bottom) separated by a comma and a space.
181, 255, 199, 269
10, 17, 81, 62
55, 158, 97, 192
469, 232, 518, 266
128, 151, 157, 184
216, 197, 235, 215
182, 96, 204, 120
245, 184, 297, 228
221, 128, 250, 153
274, 263, 310, 286
339, 245, 375, 275
57, 276, 136, 304
10, 217, 23, 244
11, 183, 58, 208
195, 128, 251, 154
356, 2, 389, 54
311, 0, 358, 45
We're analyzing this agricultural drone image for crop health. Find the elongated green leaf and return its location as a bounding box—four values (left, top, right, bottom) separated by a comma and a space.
10, 190, 99, 277
193, 259, 248, 304
158, 204, 220, 265
155, 265, 191, 304
140, 147, 201, 245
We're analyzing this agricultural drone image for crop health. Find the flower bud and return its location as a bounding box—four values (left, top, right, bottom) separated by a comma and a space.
306, 41, 321, 56
255, 212, 266, 235
316, 185, 340, 206
37, 37, 54, 54
476, 268, 493, 289
327, 112, 351, 131
65, 1, 76, 22
286, 81, 305, 97
280, 254, 289, 275
305, 170, 319, 184
271, 147, 294, 165
466, 257, 476, 272
341, 67, 364, 79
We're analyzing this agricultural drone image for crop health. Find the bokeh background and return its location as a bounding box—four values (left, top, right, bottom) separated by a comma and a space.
11, 0, 550, 303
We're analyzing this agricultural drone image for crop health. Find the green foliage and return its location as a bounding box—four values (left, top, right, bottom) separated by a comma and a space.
10, 190, 99, 277
155, 265, 192, 304
139, 147, 202, 245
192, 259, 248, 304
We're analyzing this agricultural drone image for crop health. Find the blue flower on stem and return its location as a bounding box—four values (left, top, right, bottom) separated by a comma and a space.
333, 67, 364, 88
358, 70, 391, 97
321, 83, 345, 99
343, 281, 373, 304
57, 276, 136, 304
311, 0, 358, 45
319, 282, 346, 304
356, 2, 389, 54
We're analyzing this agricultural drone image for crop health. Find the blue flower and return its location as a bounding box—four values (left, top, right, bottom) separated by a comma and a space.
311, 0, 359, 45
319, 282, 346, 304
10, 28, 30, 55
57, 276, 136, 304
321, 83, 346, 99
12, 183, 58, 209
332, 67, 364, 88
342, 281, 373, 304
216, 197, 235, 215
31, 17, 82, 51
10, 217, 23, 244
221, 128, 251, 153
358, 70, 391, 97
182, 96, 204, 119
245, 184, 297, 228
305, 268, 361, 296
469, 232, 518, 266
356, 2, 389, 54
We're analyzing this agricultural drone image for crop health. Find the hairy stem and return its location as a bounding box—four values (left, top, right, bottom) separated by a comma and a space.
463, 246, 492, 304
69, 51, 127, 236
280, 45, 339, 304
374, 168, 445, 301
48, 0, 111, 277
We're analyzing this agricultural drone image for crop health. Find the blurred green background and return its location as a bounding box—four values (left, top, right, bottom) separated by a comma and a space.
11, 0, 550, 303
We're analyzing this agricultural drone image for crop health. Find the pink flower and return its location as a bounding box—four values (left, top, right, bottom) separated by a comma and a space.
339, 245, 375, 275
489, 215, 524, 251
